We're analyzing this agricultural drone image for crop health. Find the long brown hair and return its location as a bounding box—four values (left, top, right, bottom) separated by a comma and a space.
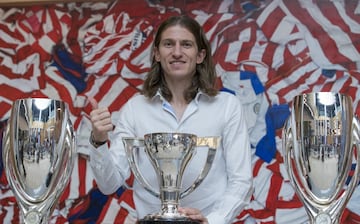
142, 15, 218, 103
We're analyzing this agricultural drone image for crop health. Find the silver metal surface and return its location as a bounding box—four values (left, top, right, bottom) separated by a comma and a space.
283, 92, 360, 224
123, 132, 219, 222
2, 98, 75, 224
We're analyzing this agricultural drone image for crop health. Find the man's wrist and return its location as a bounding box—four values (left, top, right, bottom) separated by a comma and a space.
89, 132, 107, 148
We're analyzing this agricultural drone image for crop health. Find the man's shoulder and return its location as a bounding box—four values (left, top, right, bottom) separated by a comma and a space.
127, 93, 146, 102
125, 93, 155, 107
216, 90, 239, 102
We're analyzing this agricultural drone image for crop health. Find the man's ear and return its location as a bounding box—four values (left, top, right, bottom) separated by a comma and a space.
197, 49, 206, 64
154, 47, 160, 62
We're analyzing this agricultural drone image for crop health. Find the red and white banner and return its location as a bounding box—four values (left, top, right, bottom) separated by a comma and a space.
0, 0, 360, 223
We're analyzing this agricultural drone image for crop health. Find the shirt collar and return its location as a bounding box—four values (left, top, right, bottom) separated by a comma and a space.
152, 89, 211, 103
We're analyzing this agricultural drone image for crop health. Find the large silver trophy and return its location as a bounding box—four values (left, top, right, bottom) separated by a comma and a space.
123, 132, 220, 223
283, 92, 360, 224
2, 98, 75, 224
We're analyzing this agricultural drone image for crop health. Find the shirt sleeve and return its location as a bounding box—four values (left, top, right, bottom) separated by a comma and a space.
89, 103, 134, 195
206, 96, 254, 224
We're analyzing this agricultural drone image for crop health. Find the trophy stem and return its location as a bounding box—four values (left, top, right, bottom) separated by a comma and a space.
20, 210, 49, 224
160, 191, 180, 215
16, 197, 59, 224
308, 213, 340, 224
155, 165, 183, 219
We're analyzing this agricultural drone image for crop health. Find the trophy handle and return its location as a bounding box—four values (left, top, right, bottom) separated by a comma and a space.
123, 138, 160, 198
53, 119, 76, 196
123, 136, 220, 199
283, 118, 296, 187
180, 136, 220, 198
347, 116, 360, 192
325, 116, 360, 221
283, 118, 312, 212
2, 122, 11, 187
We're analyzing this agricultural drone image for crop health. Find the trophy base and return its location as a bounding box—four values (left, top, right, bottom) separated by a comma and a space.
138, 215, 200, 224
138, 221, 200, 224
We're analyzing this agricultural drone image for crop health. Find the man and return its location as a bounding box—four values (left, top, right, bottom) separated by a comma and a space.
89, 15, 253, 224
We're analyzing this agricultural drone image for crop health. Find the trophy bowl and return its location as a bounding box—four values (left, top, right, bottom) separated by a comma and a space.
283, 92, 360, 224
123, 132, 220, 224
2, 98, 76, 224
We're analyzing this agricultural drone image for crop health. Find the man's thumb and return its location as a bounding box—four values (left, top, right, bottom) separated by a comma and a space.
87, 96, 99, 110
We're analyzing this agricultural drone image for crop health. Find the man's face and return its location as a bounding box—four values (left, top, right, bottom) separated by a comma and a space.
154, 25, 205, 82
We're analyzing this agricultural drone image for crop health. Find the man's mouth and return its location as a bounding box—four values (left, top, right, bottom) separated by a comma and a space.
170, 60, 185, 64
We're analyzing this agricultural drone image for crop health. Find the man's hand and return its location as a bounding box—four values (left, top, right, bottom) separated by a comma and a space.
88, 97, 113, 142
178, 207, 209, 224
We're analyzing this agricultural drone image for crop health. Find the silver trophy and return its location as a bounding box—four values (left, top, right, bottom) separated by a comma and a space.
2, 98, 76, 224
123, 132, 220, 223
283, 92, 360, 224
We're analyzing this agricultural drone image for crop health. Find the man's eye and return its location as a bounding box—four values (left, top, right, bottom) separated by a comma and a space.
182, 42, 193, 48
163, 41, 173, 47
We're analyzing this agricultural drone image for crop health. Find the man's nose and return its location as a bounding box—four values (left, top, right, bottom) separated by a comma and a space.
172, 43, 182, 56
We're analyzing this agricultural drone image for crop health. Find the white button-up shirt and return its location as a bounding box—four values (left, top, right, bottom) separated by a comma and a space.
89, 90, 253, 224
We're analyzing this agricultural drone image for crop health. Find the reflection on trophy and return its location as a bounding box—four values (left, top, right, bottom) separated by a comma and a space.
123, 132, 220, 223
2, 98, 75, 224
283, 92, 360, 224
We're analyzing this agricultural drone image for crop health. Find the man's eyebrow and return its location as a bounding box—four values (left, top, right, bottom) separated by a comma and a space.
161, 38, 194, 42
